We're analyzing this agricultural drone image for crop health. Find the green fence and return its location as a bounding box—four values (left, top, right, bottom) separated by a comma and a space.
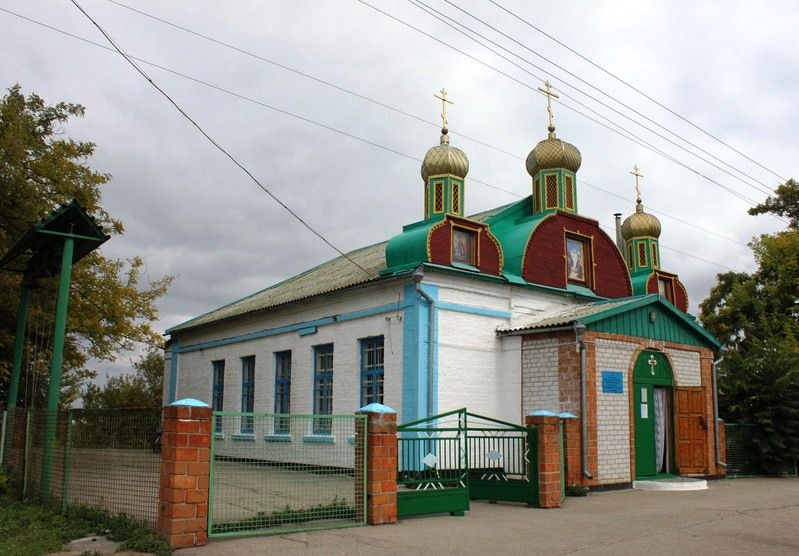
1, 407, 161, 527
725, 423, 799, 477
209, 412, 366, 537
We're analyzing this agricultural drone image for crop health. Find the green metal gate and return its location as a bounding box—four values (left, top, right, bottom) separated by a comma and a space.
396, 408, 470, 518
208, 412, 366, 537
466, 412, 538, 506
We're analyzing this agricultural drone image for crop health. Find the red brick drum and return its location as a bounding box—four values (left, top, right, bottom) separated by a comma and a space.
357, 405, 398, 525
157, 402, 212, 549
526, 414, 563, 508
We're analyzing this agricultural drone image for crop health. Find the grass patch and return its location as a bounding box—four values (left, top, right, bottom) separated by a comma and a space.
212, 497, 356, 534
0, 495, 171, 556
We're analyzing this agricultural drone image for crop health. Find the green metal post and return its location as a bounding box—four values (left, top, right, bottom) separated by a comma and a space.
7, 285, 30, 410
0, 410, 6, 465
40, 236, 75, 504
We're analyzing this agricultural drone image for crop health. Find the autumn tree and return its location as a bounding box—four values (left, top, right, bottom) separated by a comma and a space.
0, 84, 172, 408
83, 350, 164, 410
700, 179, 799, 473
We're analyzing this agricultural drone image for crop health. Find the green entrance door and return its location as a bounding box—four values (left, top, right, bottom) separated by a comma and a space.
633, 350, 674, 478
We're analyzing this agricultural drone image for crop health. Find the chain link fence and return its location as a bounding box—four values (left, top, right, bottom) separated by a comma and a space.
725, 423, 799, 477
209, 412, 366, 537
1, 407, 161, 527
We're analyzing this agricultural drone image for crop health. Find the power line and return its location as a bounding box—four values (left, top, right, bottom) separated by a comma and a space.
68, 0, 374, 279
436, 0, 777, 196
357, 0, 781, 214
487, 0, 788, 184
409, 0, 773, 201
0, 6, 747, 273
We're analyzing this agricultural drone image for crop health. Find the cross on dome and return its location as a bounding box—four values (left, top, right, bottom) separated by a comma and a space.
630, 164, 645, 202
434, 88, 454, 130
537, 80, 560, 132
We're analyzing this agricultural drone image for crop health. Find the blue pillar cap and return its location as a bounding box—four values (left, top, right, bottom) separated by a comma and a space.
169, 398, 210, 408
528, 409, 557, 417
357, 403, 396, 414
558, 412, 578, 419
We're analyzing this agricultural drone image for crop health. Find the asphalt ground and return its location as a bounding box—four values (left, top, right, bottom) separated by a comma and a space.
177, 477, 799, 556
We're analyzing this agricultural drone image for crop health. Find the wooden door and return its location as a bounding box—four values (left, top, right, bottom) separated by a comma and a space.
675, 387, 707, 474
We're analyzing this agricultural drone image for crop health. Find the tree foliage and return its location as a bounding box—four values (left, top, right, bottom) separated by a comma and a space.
83, 350, 164, 410
0, 84, 172, 408
700, 179, 799, 473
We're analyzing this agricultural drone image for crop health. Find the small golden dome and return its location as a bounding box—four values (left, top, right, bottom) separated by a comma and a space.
622, 200, 662, 240
421, 128, 469, 182
526, 127, 582, 177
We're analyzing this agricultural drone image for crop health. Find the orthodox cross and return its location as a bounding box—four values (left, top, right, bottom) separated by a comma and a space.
630, 165, 644, 201
647, 354, 658, 376
434, 88, 454, 129
537, 80, 559, 129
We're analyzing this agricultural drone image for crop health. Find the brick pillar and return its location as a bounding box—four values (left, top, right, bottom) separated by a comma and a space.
157, 400, 212, 549
356, 404, 398, 525
526, 414, 562, 509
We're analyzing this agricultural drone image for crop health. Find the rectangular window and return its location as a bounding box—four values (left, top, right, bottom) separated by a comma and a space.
274, 351, 291, 434
650, 243, 659, 268
566, 234, 592, 287
360, 337, 385, 406
212, 360, 225, 433
452, 227, 477, 265
313, 344, 334, 434
240, 356, 255, 434
545, 174, 558, 208
638, 242, 648, 267
565, 175, 574, 209
452, 183, 460, 214
534, 178, 541, 213
658, 277, 674, 303
434, 181, 444, 212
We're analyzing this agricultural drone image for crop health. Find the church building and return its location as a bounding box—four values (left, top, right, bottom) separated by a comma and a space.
164, 87, 725, 488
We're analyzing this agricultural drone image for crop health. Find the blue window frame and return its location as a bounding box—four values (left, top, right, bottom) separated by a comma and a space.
212, 360, 225, 433
274, 351, 292, 434
313, 344, 334, 434
240, 355, 255, 434
360, 336, 384, 406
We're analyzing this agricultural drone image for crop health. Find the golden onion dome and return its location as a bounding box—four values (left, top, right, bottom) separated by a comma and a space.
622, 200, 662, 240
526, 126, 582, 177
421, 127, 469, 182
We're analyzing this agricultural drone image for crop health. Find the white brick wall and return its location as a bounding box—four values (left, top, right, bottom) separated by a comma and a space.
520, 337, 560, 416
594, 338, 637, 484
666, 347, 702, 386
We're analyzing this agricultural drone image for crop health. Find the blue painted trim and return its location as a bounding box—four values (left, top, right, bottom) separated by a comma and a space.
232, 433, 255, 442
357, 403, 396, 414
298, 326, 317, 336
176, 302, 410, 354
264, 434, 292, 443
170, 398, 209, 407
347, 435, 356, 445
214, 432, 225, 440
401, 283, 439, 424
436, 302, 511, 319
303, 435, 335, 444
168, 341, 179, 403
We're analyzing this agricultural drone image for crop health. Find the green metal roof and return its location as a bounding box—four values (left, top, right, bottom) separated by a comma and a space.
497, 294, 720, 348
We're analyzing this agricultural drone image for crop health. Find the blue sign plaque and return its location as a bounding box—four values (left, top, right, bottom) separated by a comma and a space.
601, 370, 624, 394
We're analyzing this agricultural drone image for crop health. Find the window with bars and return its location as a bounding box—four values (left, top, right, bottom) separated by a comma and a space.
452, 183, 460, 214
434, 181, 444, 212
651, 243, 659, 268
565, 175, 574, 209
638, 242, 648, 267
240, 356, 255, 434
274, 351, 291, 434
360, 337, 385, 406
424, 184, 429, 216
212, 360, 225, 433
545, 174, 558, 208
627, 244, 634, 269
313, 344, 334, 434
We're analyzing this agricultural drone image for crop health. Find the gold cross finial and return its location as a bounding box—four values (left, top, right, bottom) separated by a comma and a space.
630, 164, 644, 202
537, 80, 560, 130
434, 88, 454, 129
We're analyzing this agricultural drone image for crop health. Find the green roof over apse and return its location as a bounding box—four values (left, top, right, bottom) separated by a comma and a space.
497, 294, 720, 348
484, 196, 549, 280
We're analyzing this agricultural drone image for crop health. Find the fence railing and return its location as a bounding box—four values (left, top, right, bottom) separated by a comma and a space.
1, 407, 161, 527
725, 423, 799, 477
209, 411, 366, 537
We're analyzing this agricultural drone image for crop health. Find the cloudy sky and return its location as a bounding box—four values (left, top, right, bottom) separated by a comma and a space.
1, 1, 796, 376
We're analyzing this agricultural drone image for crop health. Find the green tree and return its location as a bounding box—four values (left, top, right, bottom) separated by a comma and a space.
83, 350, 164, 409
700, 179, 799, 473
0, 84, 173, 408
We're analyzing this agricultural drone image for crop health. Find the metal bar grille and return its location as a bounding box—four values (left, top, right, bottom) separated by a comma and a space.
209, 412, 366, 537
